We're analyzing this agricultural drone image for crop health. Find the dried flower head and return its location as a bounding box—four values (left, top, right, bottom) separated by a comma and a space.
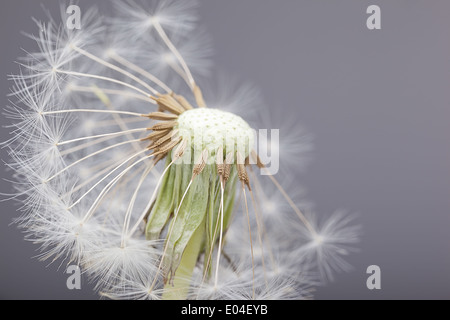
3, 0, 360, 300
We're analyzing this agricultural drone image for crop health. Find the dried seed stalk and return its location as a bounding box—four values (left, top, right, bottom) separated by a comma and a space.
147, 112, 179, 121
154, 94, 185, 115
152, 137, 182, 157
142, 129, 172, 142
154, 130, 179, 148
150, 120, 177, 131
216, 147, 224, 176
173, 140, 188, 159
172, 93, 193, 110
193, 85, 206, 108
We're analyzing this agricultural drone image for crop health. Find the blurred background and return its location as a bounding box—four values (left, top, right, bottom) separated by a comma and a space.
0, 0, 449, 299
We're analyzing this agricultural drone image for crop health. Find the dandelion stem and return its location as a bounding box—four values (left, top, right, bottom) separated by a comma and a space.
59, 136, 115, 156
55, 69, 152, 98
46, 138, 142, 183
81, 154, 154, 224
69, 85, 156, 103
153, 20, 195, 90
165, 59, 191, 86
107, 51, 173, 94
249, 188, 268, 285
242, 183, 255, 300
61, 158, 121, 197
41, 109, 146, 117
56, 128, 148, 146
121, 161, 157, 247
71, 45, 159, 95
90, 117, 148, 127
68, 149, 148, 209
93, 87, 160, 178
214, 180, 225, 288
248, 169, 278, 272
263, 169, 317, 237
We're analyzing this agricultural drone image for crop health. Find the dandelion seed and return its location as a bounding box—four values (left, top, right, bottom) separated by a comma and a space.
3, 0, 360, 300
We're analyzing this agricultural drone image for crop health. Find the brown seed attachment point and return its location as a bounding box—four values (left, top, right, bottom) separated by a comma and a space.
216, 147, 224, 177
173, 140, 188, 160
141, 129, 171, 142
149, 120, 177, 131
192, 149, 209, 179
237, 152, 251, 191
153, 137, 173, 152
223, 152, 234, 183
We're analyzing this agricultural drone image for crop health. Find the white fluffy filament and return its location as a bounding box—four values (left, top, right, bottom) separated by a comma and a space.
242, 184, 255, 300
68, 149, 148, 209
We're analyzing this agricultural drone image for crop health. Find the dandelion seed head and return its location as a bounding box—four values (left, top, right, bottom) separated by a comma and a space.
291, 211, 362, 282
3, 0, 360, 300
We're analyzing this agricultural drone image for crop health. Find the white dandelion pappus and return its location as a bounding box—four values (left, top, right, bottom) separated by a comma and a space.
290, 210, 362, 283
198, 73, 263, 120
111, 0, 200, 42
13, 5, 104, 94
3, 0, 360, 300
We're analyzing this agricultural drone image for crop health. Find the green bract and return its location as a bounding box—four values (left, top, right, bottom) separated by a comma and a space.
146, 158, 238, 298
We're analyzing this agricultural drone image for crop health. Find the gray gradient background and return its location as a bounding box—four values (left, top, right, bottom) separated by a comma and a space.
1, 0, 449, 300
